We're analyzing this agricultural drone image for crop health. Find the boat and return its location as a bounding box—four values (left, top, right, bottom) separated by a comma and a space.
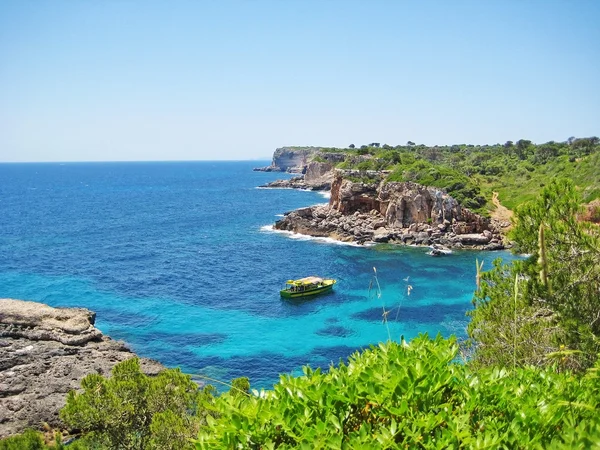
428, 244, 453, 256
280, 276, 336, 298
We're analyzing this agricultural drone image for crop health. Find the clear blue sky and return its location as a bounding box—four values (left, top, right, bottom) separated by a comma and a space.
1, 0, 599, 162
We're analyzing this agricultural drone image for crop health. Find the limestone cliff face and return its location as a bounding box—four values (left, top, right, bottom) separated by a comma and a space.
0, 299, 164, 438
256, 147, 347, 173
271, 147, 320, 172
259, 158, 342, 190
275, 171, 503, 249
329, 173, 488, 233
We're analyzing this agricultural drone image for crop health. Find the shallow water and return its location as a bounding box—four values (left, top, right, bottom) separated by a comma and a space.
0, 161, 517, 388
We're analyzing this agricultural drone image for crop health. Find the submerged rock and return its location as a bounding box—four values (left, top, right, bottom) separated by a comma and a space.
0, 299, 164, 438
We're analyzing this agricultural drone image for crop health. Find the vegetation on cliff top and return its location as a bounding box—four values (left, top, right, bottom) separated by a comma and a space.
307, 137, 600, 215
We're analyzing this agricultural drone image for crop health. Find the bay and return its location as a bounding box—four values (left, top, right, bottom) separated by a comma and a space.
0, 161, 517, 388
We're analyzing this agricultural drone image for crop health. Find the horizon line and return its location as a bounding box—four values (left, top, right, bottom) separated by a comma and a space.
0, 158, 274, 164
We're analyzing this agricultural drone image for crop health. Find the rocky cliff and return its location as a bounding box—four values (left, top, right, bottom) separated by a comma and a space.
258, 149, 348, 189
254, 147, 321, 172
254, 147, 348, 174
274, 171, 505, 249
0, 299, 164, 438
259, 160, 336, 190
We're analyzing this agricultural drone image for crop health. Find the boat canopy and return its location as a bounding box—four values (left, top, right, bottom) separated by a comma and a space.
285, 276, 324, 285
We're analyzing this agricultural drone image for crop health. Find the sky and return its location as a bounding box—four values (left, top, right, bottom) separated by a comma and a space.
0, 0, 599, 162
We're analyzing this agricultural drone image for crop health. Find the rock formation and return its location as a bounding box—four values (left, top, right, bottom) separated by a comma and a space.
254, 147, 321, 172
259, 161, 337, 190
0, 299, 164, 438
254, 147, 347, 174
274, 171, 506, 250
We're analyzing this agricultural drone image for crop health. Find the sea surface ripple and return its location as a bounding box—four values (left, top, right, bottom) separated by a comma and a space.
0, 161, 518, 388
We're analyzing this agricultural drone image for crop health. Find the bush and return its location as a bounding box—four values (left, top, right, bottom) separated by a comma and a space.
0, 430, 48, 450
469, 180, 600, 371
195, 335, 600, 448
60, 358, 215, 450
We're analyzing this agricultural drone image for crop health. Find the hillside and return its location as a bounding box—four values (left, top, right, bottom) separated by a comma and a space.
266, 138, 600, 215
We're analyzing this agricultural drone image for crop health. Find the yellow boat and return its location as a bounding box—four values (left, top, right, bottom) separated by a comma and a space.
280, 276, 336, 298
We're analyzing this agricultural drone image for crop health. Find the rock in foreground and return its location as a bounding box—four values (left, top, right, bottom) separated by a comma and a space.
0, 299, 163, 438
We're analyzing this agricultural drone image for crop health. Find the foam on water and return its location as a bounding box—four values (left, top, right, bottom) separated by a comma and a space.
260, 225, 373, 248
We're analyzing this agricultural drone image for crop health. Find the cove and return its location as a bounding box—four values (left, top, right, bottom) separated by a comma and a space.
0, 161, 519, 388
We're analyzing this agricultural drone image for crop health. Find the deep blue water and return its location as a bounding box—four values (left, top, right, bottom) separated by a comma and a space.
0, 161, 517, 388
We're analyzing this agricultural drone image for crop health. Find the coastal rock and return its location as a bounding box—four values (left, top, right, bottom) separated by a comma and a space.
274, 171, 505, 250
0, 299, 164, 438
254, 147, 322, 172
259, 161, 336, 190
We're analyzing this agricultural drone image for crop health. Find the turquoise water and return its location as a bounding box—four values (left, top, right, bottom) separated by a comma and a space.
0, 161, 517, 388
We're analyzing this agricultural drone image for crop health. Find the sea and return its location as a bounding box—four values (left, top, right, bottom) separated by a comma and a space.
0, 161, 518, 389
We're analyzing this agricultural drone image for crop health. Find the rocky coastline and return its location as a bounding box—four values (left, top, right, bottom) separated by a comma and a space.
272, 171, 508, 250
0, 299, 164, 438
253, 146, 322, 173
259, 159, 338, 191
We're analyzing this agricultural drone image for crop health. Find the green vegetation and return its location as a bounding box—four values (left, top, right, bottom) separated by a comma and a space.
0, 430, 50, 450
195, 336, 600, 448
468, 179, 600, 371
60, 358, 216, 450
3, 171, 600, 449
0, 429, 85, 450
315, 137, 600, 213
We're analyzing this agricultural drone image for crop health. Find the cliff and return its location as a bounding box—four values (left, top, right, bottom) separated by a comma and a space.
259, 160, 336, 190
258, 148, 347, 190
0, 299, 164, 438
274, 171, 505, 249
254, 147, 321, 172
254, 147, 347, 173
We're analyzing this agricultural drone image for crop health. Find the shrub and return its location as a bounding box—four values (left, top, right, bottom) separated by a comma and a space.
0, 430, 48, 450
194, 335, 600, 448
60, 358, 215, 450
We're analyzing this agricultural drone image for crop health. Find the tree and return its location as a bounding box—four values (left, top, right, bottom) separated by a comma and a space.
533, 144, 557, 164
515, 139, 532, 160
406, 141, 415, 146
60, 358, 214, 450
469, 179, 600, 371
348, 144, 355, 149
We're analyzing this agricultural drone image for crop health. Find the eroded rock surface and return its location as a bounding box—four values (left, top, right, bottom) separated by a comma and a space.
259, 161, 336, 190
0, 299, 163, 438
254, 147, 322, 172
275, 172, 506, 250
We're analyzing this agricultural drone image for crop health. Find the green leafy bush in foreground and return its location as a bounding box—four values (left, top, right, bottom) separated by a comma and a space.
60, 358, 215, 450
469, 179, 600, 372
0, 429, 49, 450
194, 335, 600, 449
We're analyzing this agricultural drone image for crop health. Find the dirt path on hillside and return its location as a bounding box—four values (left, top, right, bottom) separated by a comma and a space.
491, 192, 513, 224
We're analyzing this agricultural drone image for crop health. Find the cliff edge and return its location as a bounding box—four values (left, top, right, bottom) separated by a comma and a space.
274, 171, 506, 249
0, 299, 164, 438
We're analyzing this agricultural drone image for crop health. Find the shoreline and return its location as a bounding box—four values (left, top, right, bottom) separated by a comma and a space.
260, 174, 510, 251
0, 299, 164, 438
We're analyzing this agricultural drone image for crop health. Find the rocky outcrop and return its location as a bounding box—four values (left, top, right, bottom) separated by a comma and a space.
259, 161, 336, 190
254, 147, 347, 174
274, 172, 506, 250
0, 299, 164, 438
254, 147, 322, 172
